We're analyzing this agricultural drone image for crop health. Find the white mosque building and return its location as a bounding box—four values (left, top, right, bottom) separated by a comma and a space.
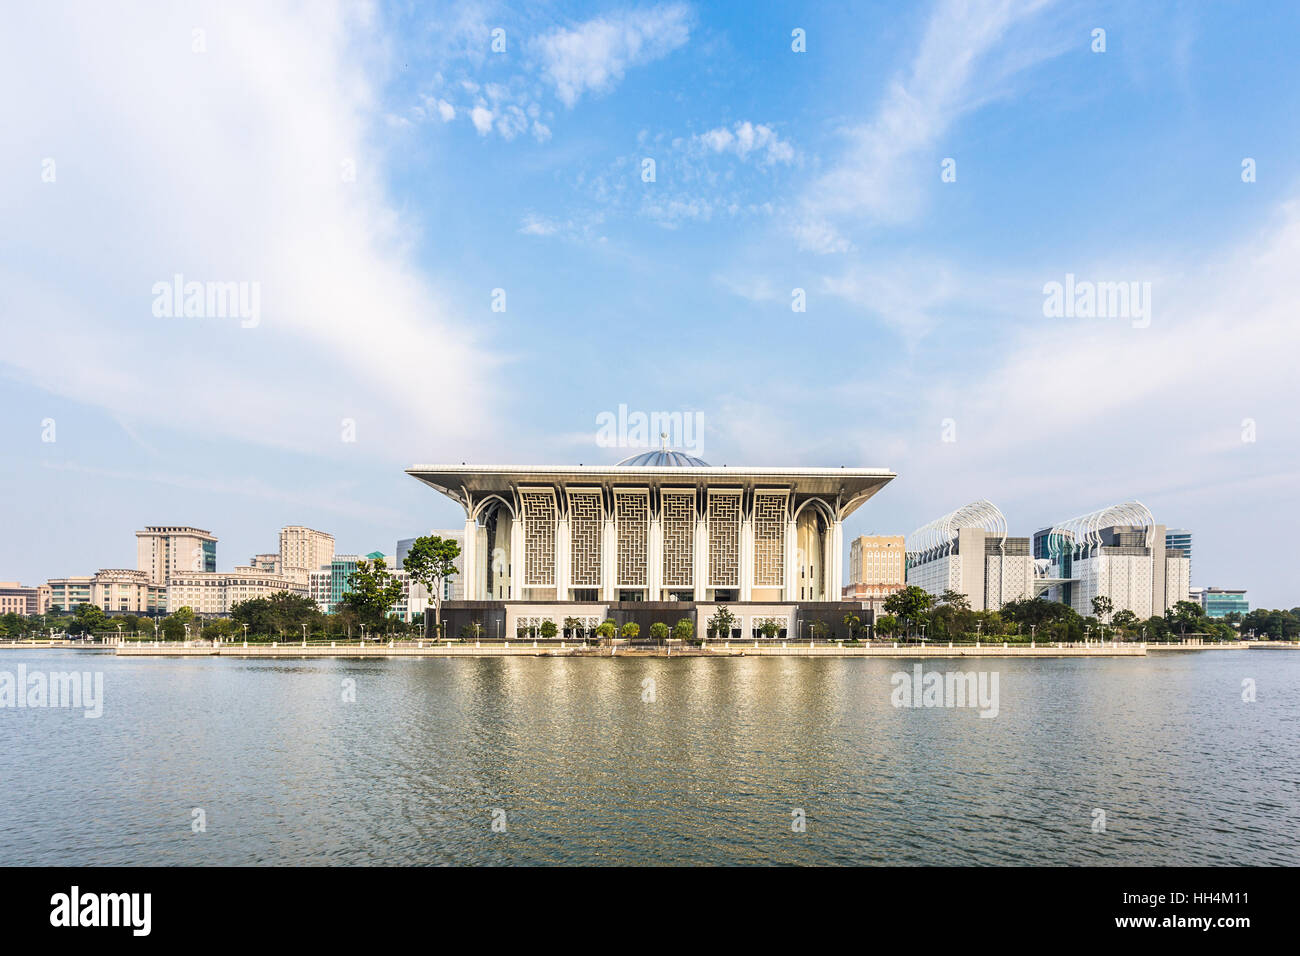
406, 442, 895, 641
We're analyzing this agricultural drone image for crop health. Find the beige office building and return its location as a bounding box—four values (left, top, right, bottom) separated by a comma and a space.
843, 534, 906, 601
279, 526, 335, 584
0, 582, 52, 616
46, 570, 165, 614
168, 567, 307, 616
136, 526, 217, 585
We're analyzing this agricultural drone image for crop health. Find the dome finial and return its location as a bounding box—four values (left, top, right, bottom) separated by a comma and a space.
660, 431, 669, 449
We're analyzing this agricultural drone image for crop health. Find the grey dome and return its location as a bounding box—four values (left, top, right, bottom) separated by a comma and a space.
615, 449, 710, 467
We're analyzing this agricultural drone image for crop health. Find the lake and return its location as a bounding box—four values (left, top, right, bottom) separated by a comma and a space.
1, 649, 1296, 865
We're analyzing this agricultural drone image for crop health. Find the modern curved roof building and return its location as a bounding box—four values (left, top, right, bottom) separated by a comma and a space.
406, 443, 896, 640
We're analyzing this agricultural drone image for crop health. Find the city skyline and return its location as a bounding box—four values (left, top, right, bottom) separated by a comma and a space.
3, 1, 1299, 606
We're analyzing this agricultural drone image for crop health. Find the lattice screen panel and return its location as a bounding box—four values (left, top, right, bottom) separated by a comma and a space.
616, 491, 648, 586
661, 492, 695, 588
521, 490, 556, 586
708, 493, 740, 587
753, 493, 787, 587
568, 491, 603, 587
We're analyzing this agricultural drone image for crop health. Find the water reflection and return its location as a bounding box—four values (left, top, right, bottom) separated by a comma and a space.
0, 650, 1295, 865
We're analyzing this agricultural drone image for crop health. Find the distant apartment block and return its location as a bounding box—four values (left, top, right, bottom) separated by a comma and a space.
0, 582, 51, 616
1199, 587, 1248, 618
168, 567, 306, 616
136, 525, 217, 585
248, 552, 282, 574
312, 550, 424, 622
906, 501, 1035, 611
47, 570, 166, 614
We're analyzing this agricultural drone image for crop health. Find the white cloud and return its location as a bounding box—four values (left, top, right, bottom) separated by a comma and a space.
696, 121, 795, 165
436, 98, 456, 121
470, 104, 495, 133
799, 0, 1057, 249
519, 214, 560, 236
0, 0, 504, 462
533, 3, 692, 107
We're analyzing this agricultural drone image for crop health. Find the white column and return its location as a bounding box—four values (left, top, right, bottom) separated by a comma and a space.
830, 519, 844, 600
602, 518, 617, 600
648, 512, 663, 600
694, 515, 708, 601
509, 520, 524, 600
784, 518, 798, 601
556, 516, 570, 600
739, 514, 754, 601
462, 517, 478, 601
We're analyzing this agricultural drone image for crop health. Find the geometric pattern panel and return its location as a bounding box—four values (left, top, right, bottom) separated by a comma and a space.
521, 489, 557, 586
661, 492, 695, 588
753, 492, 787, 587
616, 491, 649, 586
707, 492, 740, 587
568, 490, 603, 587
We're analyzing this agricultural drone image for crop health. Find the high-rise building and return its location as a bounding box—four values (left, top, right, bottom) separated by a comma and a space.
1039, 502, 1188, 619
278, 526, 335, 585
1199, 587, 1248, 618
136, 526, 217, 585
906, 501, 1035, 611
1165, 528, 1193, 580
843, 534, 906, 601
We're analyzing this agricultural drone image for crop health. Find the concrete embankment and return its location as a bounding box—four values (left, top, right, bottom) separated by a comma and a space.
115, 641, 1150, 659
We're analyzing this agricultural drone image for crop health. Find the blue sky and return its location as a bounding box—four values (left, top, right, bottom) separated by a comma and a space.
3, 1, 1299, 606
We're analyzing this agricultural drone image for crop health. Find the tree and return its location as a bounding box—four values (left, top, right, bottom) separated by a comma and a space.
672, 617, 694, 643
810, 620, 830, 640
539, 620, 558, 640
1091, 596, 1114, 624
842, 611, 861, 639
620, 621, 640, 641
760, 619, 781, 641
649, 621, 669, 644
1111, 609, 1139, 633
340, 558, 404, 629
563, 616, 583, 639
68, 603, 109, 636
595, 619, 617, 644
231, 593, 322, 638
877, 614, 898, 638
707, 606, 737, 641
402, 535, 461, 640
938, 589, 971, 611
884, 586, 934, 637
1165, 600, 1204, 637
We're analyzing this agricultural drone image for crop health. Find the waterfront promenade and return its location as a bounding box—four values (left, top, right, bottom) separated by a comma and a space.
110, 639, 1151, 658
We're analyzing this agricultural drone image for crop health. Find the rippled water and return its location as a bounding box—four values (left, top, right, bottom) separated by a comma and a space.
1, 649, 1297, 865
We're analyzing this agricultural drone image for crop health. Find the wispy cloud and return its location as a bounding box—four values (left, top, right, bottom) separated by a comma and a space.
534, 3, 693, 107
0, 1, 505, 462
797, 0, 1058, 251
